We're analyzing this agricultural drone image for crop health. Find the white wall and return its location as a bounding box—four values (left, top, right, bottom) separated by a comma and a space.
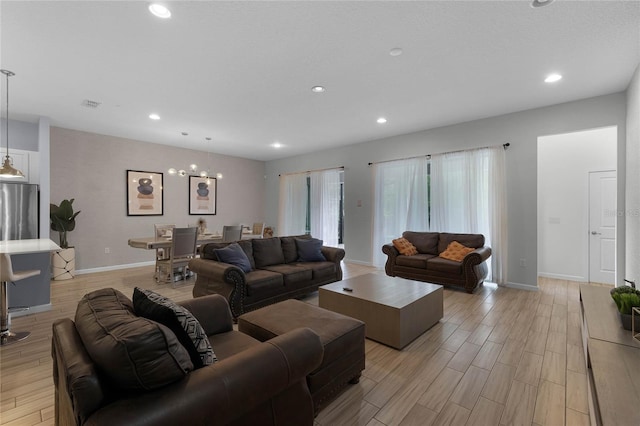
50, 127, 266, 271
265, 93, 627, 290
538, 126, 617, 281
626, 64, 640, 286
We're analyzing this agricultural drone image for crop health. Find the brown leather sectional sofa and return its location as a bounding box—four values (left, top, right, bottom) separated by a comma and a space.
52, 290, 323, 426
189, 235, 345, 318
382, 231, 492, 293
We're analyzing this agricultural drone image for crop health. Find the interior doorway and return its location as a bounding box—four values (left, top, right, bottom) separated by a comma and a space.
537, 126, 617, 283
588, 171, 616, 284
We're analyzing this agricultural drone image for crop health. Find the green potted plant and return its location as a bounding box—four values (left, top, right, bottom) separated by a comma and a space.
610, 285, 640, 331
50, 199, 81, 280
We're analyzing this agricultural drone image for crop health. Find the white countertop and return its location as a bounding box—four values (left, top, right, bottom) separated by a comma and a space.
0, 239, 61, 254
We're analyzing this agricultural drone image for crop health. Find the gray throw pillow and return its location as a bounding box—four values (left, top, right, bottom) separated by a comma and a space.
213, 243, 252, 273
295, 238, 326, 262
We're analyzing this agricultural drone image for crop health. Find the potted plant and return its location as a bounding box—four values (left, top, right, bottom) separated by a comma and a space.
50, 199, 81, 280
610, 285, 640, 331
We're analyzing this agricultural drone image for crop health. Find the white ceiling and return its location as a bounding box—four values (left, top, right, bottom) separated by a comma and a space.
1, 0, 639, 161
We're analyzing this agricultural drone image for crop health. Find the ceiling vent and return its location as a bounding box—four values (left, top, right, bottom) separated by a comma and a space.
81, 99, 101, 108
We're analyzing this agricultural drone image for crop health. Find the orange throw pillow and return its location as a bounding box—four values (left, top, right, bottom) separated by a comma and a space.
392, 238, 418, 256
439, 241, 475, 262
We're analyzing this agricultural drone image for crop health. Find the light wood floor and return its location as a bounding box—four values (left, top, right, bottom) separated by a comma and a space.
0, 263, 591, 426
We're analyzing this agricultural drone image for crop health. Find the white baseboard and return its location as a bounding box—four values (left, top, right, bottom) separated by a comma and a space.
343, 258, 374, 267
11, 303, 52, 318
76, 261, 155, 275
537, 272, 587, 282
505, 281, 539, 292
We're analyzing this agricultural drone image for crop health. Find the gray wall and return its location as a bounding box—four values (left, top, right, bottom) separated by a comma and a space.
265, 93, 627, 290
626, 64, 640, 286
50, 127, 266, 272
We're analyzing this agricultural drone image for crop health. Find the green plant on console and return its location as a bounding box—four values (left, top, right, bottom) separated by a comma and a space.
50, 199, 81, 249
610, 285, 640, 315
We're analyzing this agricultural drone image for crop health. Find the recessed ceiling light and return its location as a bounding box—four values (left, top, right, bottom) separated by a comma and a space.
149, 113, 160, 120
311, 86, 325, 93
271, 142, 283, 148
377, 117, 387, 124
149, 3, 171, 19
531, 0, 555, 8
544, 73, 563, 83
390, 48, 403, 57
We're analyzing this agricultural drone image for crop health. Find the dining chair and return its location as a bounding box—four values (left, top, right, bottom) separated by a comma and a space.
222, 225, 243, 243
153, 224, 175, 281
156, 227, 198, 283
252, 222, 265, 238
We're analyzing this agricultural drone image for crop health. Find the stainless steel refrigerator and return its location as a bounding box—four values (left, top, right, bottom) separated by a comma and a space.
0, 182, 39, 240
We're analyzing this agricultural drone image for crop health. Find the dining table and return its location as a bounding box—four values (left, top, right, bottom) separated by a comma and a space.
128, 234, 223, 250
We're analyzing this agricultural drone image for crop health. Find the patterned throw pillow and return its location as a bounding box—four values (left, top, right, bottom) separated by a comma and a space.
133, 287, 216, 368
392, 237, 418, 256
439, 241, 475, 262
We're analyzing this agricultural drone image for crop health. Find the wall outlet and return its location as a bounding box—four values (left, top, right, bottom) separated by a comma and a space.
519, 258, 526, 267
105, 247, 110, 254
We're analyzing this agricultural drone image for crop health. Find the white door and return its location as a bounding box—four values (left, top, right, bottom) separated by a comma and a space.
589, 171, 616, 284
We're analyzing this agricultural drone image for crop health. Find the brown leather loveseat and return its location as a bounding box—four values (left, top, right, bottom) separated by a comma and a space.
51, 288, 323, 426
189, 235, 345, 318
382, 231, 492, 293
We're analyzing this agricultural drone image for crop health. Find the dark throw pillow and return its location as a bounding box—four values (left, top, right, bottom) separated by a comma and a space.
213, 243, 253, 273
133, 288, 216, 368
295, 238, 326, 262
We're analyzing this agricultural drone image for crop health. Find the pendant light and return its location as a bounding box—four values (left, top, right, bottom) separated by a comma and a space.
0, 69, 24, 179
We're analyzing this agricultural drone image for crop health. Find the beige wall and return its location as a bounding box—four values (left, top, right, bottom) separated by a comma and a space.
50, 127, 266, 272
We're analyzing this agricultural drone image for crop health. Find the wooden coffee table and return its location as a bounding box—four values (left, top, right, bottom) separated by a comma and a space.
319, 273, 443, 349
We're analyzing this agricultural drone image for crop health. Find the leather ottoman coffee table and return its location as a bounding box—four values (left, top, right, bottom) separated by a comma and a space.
238, 299, 365, 414
319, 273, 443, 349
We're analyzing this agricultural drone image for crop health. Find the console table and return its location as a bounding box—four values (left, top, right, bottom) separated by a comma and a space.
580, 284, 640, 426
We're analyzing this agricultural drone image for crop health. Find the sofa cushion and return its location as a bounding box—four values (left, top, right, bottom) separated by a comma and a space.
252, 237, 286, 268
133, 288, 216, 369
294, 261, 337, 281
261, 264, 313, 289
213, 243, 252, 273
427, 257, 464, 274
244, 269, 285, 299
281, 235, 310, 263
438, 232, 485, 253
296, 238, 327, 262
237, 239, 256, 269
439, 241, 475, 262
75, 288, 193, 391
392, 237, 418, 256
396, 253, 434, 268
208, 330, 261, 360
403, 231, 439, 255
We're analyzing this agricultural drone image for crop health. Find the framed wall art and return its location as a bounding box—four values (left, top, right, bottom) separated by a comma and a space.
126, 170, 164, 216
189, 176, 217, 215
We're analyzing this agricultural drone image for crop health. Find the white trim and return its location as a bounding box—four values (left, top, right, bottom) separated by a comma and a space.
537, 272, 588, 282
343, 258, 373, 267
76, 261, 155, 275
11, 303, 52, 318
505, 281, 539, 292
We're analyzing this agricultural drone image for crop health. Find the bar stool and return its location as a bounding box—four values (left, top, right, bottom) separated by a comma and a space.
0, 253, 40, 346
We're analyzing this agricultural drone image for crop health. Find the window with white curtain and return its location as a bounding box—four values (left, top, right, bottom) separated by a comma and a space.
279, 168, 343, 247
372, 146, 507, 285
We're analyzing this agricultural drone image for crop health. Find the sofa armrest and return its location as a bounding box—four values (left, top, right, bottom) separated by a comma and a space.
382, 243, 400, 276
463, 246, 492, 266
189, 258, 248, 318
179, 294, 233, 335
321, 246, 345, 263
84, 328, 323, 426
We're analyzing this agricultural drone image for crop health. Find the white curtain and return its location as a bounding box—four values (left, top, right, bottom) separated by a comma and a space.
430, 146, 507, 284
372, 157, 429, 267
310, 169, 341, 247
278, 173, 308, 236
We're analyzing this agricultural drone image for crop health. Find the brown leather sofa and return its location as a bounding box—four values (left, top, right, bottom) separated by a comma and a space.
52, 290, 323, 426
189, 235, 345, 318
382, 231, 492, 293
